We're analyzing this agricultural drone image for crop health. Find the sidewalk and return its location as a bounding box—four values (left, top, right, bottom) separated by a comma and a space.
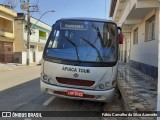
117, 63, 157, 119
0, 63, 38, 72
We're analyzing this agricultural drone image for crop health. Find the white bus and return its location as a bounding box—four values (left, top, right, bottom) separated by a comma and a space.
40, 18, 123, 102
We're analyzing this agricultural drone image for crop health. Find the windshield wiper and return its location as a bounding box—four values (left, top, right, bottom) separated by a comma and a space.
92, 24, 104, 46
80, 36, 103, 62
63, 35, 80, 62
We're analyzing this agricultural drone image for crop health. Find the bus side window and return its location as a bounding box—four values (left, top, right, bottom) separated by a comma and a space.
52, 31, 60, 48
65, 30, 69, 37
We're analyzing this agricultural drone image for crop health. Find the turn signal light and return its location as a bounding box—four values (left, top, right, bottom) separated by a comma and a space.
99, 84, 105, 89
48, 78, 54, 84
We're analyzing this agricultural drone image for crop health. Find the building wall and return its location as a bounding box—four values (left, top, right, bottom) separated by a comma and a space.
35, 51, 43, 63
110, 0, 160, 112
23, 25, 39, 43
129, 9, 158, 67
120, 9, 158, 79
158, 1, 160, 113
0, 6, 16, 40
0, 5, 17, 63
23, 25, 50, 44
14, 20, 26, 52
23, 16, 51, 44
14, 15, 51, 64
14, 52, 34, 64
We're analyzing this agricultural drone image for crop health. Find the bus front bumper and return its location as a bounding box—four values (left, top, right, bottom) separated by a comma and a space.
40, 80, 115, 102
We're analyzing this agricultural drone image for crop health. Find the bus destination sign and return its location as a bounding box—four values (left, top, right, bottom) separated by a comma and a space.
60, 21, 88, 30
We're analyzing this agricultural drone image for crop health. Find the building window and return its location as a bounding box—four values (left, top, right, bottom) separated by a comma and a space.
30, 45, 35, 49
133, 28, 138, 45
145, 15, 155, 41
39, 30, 46, 40
0, 17, 13, 33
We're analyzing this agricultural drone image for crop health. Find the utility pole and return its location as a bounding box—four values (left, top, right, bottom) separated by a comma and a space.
26, 0, 30, 66
20, 0, 38, 65
104, 0, 106, 19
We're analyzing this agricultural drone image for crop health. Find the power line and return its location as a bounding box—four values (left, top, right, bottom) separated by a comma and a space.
30, 0, 39, 16
35, 0, 39, 6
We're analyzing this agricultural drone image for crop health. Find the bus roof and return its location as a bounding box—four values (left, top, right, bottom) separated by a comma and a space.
54, 17, 114, 24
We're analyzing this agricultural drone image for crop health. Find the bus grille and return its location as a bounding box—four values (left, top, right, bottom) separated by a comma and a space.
56, 77, 95, 87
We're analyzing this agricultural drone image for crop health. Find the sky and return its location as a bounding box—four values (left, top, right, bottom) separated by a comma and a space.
1, 0, 111, 26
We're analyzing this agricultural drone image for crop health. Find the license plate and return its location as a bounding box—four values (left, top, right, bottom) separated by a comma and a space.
67, 90, 84, 97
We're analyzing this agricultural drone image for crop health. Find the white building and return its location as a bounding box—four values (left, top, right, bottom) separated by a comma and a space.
14, 13, 51, 64
110, 0, 159, 79
109, 0, 160, 113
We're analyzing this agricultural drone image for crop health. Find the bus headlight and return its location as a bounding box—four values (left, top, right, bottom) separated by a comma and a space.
43, 75, 48, 81
48, 78, 54, 84
105, 82, 112, 88
95, 81, 116, 90
42, 75, 55, 84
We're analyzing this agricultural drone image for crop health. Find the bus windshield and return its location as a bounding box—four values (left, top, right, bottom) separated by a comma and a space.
44, 20, 118, 63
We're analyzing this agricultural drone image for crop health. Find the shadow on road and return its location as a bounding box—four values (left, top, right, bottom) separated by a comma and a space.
0, 78, 50, 111
0, 78, 126, 120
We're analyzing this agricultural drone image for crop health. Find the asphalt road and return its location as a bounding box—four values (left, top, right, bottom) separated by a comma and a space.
0, 66, 126, 120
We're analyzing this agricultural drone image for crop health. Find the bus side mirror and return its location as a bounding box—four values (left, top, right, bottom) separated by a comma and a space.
118, 33, 123, 44
118, 27, 123, 44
